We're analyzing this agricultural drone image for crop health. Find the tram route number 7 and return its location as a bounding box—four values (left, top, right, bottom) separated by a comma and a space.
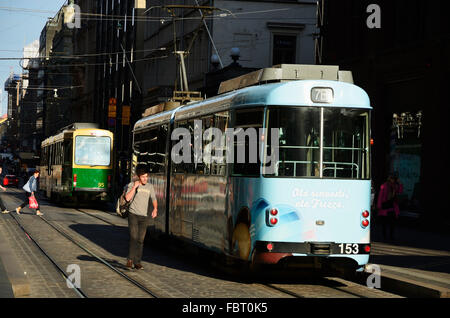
338, 243, 359, 254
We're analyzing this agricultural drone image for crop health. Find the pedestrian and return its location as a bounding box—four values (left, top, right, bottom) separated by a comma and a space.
377, 174, 403, 241
15, 170, 43, 216
0, 167, 10, 214
125, 165, 157, 270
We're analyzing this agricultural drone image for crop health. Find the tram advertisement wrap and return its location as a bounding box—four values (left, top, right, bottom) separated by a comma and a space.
231, 178, 371, 265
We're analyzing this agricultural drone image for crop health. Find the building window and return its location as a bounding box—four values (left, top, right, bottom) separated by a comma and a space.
267, 22, 305, 66
272, 34, 297, 65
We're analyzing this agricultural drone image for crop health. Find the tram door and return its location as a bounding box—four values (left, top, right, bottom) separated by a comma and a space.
43, 144, 53, 198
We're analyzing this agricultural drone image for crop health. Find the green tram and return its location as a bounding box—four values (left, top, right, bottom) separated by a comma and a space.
39, 123, 114, 203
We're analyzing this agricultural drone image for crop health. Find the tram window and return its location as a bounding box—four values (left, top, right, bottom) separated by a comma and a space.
55, 144, 58, 165
231, 108, 264, 177
172, 121, 195, 174
54, 143, 58, 165
50, 144, 55, 165
264, 107, 320, 177
210, 112, 229, 176
63, 139, 72, 165
55, 143, 58, 165
41, 147, 47, 166
156, 124, 168, 173
54, 144, 58, 165
59, 142, 63, 165
48, 145, 52, 166
197, 117, 213, 175
193, 119, 206, 175
323, 108, 370, 179
45, 147, 49, 165
56, 142, 63, 165
47, 145, 51, 165
134, 128, 160, 174
74, 136, 111, 166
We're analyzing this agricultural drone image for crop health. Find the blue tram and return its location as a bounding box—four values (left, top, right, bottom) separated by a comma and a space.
133, 65, 372, 273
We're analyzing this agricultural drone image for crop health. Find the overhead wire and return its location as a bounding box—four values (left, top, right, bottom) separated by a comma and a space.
0, 47, 167, 60
0, 6, 313, 22
1, 3, 315, 100
0, 5, 315, 64
4, 85, 83, 91
36, 55, 169, 68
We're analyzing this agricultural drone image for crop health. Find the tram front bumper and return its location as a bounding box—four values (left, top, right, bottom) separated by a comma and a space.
253, 241, 370, 266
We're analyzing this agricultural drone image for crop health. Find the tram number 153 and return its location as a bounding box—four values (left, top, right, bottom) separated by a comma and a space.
339, 243, 359, 254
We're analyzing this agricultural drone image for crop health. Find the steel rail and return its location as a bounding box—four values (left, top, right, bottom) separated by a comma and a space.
37, 215, 159, 298
74, 207, 375, 298
8, 213, 87, 298
75, 208, 119, 227
259, 276, 371, 298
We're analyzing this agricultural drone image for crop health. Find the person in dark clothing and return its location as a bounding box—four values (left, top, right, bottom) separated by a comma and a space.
0, 167, 10, 213
377, 174, 403, 241
124, 166, 157, 270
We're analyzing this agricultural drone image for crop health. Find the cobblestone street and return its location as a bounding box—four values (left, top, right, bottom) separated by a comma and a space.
0, 189, 405, 299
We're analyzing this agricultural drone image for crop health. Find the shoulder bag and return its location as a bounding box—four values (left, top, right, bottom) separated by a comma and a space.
116, 188, 136, 218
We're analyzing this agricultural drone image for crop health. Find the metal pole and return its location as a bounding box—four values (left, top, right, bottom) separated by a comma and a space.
319, 107, 324, 178
16, 80, 20, 106
178, 52, 189, 91
193, 0, 224, 68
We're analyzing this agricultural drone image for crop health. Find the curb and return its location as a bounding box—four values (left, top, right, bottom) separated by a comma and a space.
364, 264, 450, 298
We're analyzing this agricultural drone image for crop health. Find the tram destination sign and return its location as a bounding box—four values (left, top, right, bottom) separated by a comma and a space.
311, 87, 334, 103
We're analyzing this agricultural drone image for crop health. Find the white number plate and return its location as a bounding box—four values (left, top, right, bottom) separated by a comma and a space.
338, 243, 360, 254
311, 87, 334, 103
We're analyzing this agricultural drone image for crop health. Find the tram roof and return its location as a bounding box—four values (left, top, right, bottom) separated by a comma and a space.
41, 127, 112, 147
41, 131, 67, 147
134, 79, 371, 131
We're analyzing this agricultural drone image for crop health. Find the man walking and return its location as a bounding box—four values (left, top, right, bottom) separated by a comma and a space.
125, 165, 157, 270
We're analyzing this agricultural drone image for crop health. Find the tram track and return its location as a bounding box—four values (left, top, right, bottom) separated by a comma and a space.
5, 189, 370, 299
253, 269, 405, 298
38, 215, 160, 298
5, 191, 399, 299
258, 278, 373, 298
7, 212, 87, 298
76, 208, 400, 298
7, 211, 160, 298
75, 208, 119, 227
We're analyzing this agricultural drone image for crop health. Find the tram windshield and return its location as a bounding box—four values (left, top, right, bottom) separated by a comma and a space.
74, 136, 111, 166
264, 107, 370, 179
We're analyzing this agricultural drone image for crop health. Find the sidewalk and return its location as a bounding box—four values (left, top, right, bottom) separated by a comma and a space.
366, 215, 450, 298
0, 257, 14, 298
1, 190, 448, 298
0, 216, 30, 298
